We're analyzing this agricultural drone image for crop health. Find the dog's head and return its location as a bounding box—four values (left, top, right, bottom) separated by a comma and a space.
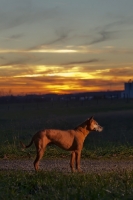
86, 116, 103, 132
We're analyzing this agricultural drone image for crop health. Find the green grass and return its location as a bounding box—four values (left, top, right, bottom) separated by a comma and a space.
1, 142, 133, 160
0, 169, 133, 199
1, 100, 133, 199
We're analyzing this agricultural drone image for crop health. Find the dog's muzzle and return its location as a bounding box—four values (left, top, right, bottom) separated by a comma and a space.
94, 125, 103, 132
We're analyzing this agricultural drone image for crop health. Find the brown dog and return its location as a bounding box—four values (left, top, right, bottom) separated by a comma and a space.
21, 116, 103, 172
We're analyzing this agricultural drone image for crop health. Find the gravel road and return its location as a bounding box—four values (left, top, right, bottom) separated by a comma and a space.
0, 159, 133, 173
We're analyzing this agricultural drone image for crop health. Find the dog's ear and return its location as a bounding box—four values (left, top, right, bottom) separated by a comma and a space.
89, 116, 94, 120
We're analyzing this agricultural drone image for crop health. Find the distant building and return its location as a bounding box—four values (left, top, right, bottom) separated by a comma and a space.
122, 80, 133, 98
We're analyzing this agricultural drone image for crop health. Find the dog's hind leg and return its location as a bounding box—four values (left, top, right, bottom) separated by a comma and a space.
33, 138, 48, 171
70, 151, 76, 172
34, 147, 45, 171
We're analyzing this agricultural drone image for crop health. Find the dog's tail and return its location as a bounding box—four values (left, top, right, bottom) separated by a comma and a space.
20, 138, 34, 149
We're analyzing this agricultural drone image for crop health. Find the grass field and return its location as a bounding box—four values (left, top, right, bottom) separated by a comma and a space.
0, 170, 133, 199
0, 98, 133, 159
0, 99, 133, 199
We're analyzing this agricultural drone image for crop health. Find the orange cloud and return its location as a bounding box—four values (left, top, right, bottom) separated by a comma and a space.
0, 56, 132, 95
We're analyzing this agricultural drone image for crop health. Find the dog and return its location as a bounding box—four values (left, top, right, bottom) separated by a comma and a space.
20, 116, 103, 172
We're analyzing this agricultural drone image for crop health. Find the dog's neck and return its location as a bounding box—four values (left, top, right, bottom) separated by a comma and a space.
76, 126, 90, 137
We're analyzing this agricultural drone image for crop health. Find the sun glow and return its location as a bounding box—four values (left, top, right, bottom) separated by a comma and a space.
13, 74, 44, 78
31, 49, 78, 53
0, 62, 130, 95
46, 71, 94, 79
0, 48, 78, 54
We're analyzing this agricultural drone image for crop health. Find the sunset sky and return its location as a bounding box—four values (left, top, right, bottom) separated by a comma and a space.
0, 0, 133, 95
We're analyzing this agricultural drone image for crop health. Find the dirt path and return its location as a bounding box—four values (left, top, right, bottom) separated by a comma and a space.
0, 159, 133, 173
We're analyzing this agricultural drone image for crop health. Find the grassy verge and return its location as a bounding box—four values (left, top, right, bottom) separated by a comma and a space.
0, 169, 133, 199
1, 142, 133, 160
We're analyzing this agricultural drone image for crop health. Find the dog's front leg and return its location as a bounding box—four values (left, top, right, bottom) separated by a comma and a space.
70, 151, 76, 172
75, 150, 82, 172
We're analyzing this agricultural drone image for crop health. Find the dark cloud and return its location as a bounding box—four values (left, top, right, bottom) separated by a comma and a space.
9, 34, 24, 40
89, 30, 116, 45
30, 34, 68, 50
29, 28, 70, 50
62, 58, 102, 66
0, 1, 59, 31
103, 17, 133, 30
47, 28, 70, 45
0, 52, 44, 68
106, 48, 133, 55
0, 57, 29, 67
86, 18, 133, 45
108, 68, 133, 77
